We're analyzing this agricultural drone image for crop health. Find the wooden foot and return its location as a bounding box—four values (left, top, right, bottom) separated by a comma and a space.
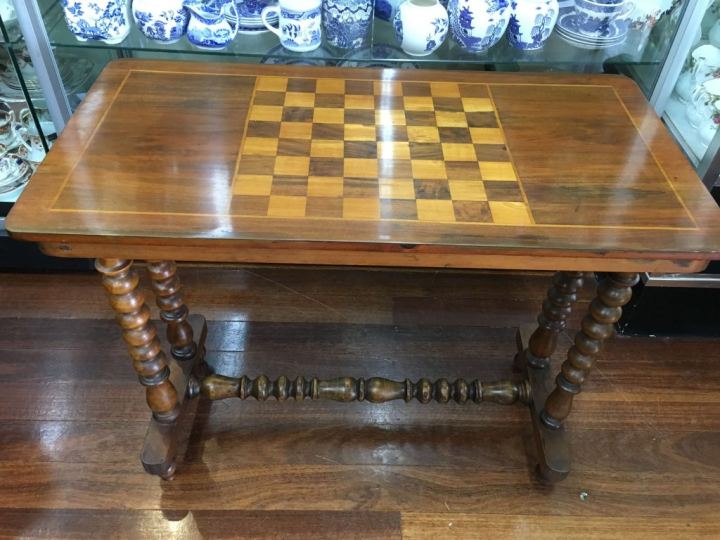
141, 314, 207, 479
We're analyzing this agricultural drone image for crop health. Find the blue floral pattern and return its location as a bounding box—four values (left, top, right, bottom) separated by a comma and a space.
133, 1, 189, 43
449, 0, 510, 52
507, 0, 557, 50
60, 0, 130, 43
276, 7, 322, 51
323, 0, 373, 49
185, 0, 239, 49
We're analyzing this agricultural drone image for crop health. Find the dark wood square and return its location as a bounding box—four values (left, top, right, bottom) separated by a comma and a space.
378, 159, 412, 178
380, 199, 418, 220
344, 109, 375, 126
414, 179, 451, 200
453, 200, 492, 222
315, 94, 345, 108
229, 195, 270, 216
459, 84, 489, 98
283, 107, 314, 123
409, 142, 444, 160
345, 80, 374, 95
474, 144, 510, 161
439, 127, 472, 143
433, 97, 464, 112
270, 176, 308, 196
375, 95, 404, 110
466, 112, 498, 128
402, 82, 432, 96
253, 91, 285, 106
238, 155, 276, 175
246, 121, 281, 138
483, 181, 524, 202
345, 140, 378, 159
313, 124, 345, 140
309, 157, 344, 177
306, 197, 343, 218
445, 161, 482, 181
344, 177, 379, 198
376, 125, 408, 141
287, 78, 316, 92
405, 111, 437, 126
278, 138, 311, 156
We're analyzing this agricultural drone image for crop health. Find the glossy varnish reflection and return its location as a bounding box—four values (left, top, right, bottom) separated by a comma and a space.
6, 60, 720, 271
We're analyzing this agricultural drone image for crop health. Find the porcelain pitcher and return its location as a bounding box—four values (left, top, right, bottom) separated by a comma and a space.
60, 0, 131, 44
133, 0, 190, 43
184, 0, 239, 49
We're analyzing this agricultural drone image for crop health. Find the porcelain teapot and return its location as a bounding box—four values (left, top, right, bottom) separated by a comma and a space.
184, 0, 239, 49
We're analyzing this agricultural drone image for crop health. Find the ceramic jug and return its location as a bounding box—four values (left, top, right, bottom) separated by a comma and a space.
133, 0, 190, 43
449, 0, 511, 53
393, 0, 449, 56
262, 0, 322, 52
60, 0, 131, 44
507, 0, 558, 50
184, 0, 239, 49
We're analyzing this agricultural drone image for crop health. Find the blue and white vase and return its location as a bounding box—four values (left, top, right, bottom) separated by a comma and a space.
449, 0, 511, 53
60, 0, 131, 44
262, 0, 322, 52
184, 0, 239, 49
133, 0, 190, 44
507, 0, 558, 50
323, 0, 373, 49
393, 0, 448, 57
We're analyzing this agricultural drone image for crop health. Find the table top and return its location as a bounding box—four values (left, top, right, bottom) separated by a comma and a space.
7, 60, 720, 272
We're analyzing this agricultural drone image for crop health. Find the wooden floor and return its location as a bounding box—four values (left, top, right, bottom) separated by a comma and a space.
0, 266, 719, 539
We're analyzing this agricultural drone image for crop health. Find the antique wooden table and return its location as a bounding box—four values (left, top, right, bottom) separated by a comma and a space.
7, 60, 720, 482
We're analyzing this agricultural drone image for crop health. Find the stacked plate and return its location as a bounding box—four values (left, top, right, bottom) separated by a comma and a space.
236, 2, 277, 35
556, 10, 629, 50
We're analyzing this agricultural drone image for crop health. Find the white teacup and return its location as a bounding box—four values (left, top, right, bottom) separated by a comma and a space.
262, 0, 322, 52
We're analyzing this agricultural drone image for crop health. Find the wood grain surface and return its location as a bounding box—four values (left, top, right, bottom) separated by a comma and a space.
6, 60, 720, 272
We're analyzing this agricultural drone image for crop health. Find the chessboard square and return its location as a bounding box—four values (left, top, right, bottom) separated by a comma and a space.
378, 141, 410, 160
309, 157, 344, 177
489, 201, 533, 225
314, 123, 345, 140
402, 82, 432, 96
256, 77, 287, 92
344, 158, 378, 178
345, 94, 375, 109
268, 195, 307, 217
306, 197, 344, 218
283, 107, 314, 123
379, 178, 415, 200
233, 175, 273, 196
343, 197, 380, 219
280, 122, 313, 140
314, 108, 345, 124
375, 109, 406, 126
480, 161, 517, 181
411, 159, 447, 179
458, 83, 489, 98
378, 159, 412, 179
483, 180, 524, 202
311, 139, 344, 158
430, 82, 461, 98
345, 109, 376, 126
231, 195, 270, 216
462, 98, 494, 112
284, 91, 315, 108
345, 140, 378, 159
416, 199, 455, 222
344, 177, 380, 198
286, 78, 316, 93
315, 93, 345, 108
442, 143, 477, 161
466, 112, 498, 128
380, 199, 418, 220
345, 80, 374, 95
271, 175, 309, 197
377, 125, 408, 142
439, 127, 472, 143
316, 78, 345, 94
432, 97, 464, 112
247, 120, 281, 138
453, 200, 492, 223
403, 96, 435, 111
405, 110, 437, 126
375, 95, 405, 110
474, 144, 510, 161
435, 111, 468, 127
470, 127, 504, 144
448, 180, 487, 201
253, 91, 285, 106
345, 124, 376, 141
409, 142, 444, 160
374, 80, 403, 96
414, 179, 451, 200
243, 137, 278, 156
274, 156, 310, 176
239, 155, 276, 175
445, 161, 482, 181
250, 105, 283, 122
407, 126, 440, 143
308, 176, 344, 197
277, 138, 311, 156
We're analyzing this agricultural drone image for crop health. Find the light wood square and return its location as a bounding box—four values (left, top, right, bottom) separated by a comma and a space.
480, 161, 517, 181
343, 198, 380, 219
417, 200, 456, 222
430, 82, 461, 97
344, 158, 378, 178
449, 180, 487, 201
379, 178, 415, 200
256, 77, 287, 92
268, 195, 306, 217
249, 105, 283, 122
345, 124, 376, 141
407, 126, 440, 143
242, 137, 278, 156
285, 92, 315, 108
442, 143, 476, 162
470, 128, 505, 144
374, 81, 403, 96
280, 122, 313, 140
411, 159, 447, 180
316, 78, 345, 94
435, 111, 468, 128
375, 109, 406, 126
311, 140, 344, 158
308, 176, 344, 197
489, 201, 532, 225
403, 96, 434, 111
378, 141, 410, 160
462, 98, 494, 112
345, 95, 375, 110
274, 156, 310, 176
233, 175, 273, 196
314, 108, 345, 124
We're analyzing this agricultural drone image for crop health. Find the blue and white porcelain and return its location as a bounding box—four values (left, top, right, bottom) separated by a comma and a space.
449, 0, 511, 53
507, 0, 558, 50
323, 0, 373, 49
571, 0, 634, 38
393, 0, 448, 57
375, 0, 403, 21
236, 0, 273, 18
262, 0, 322, 52
133, 0, 189, 44
60, 0, 131, 44
184, 0, 239, 49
